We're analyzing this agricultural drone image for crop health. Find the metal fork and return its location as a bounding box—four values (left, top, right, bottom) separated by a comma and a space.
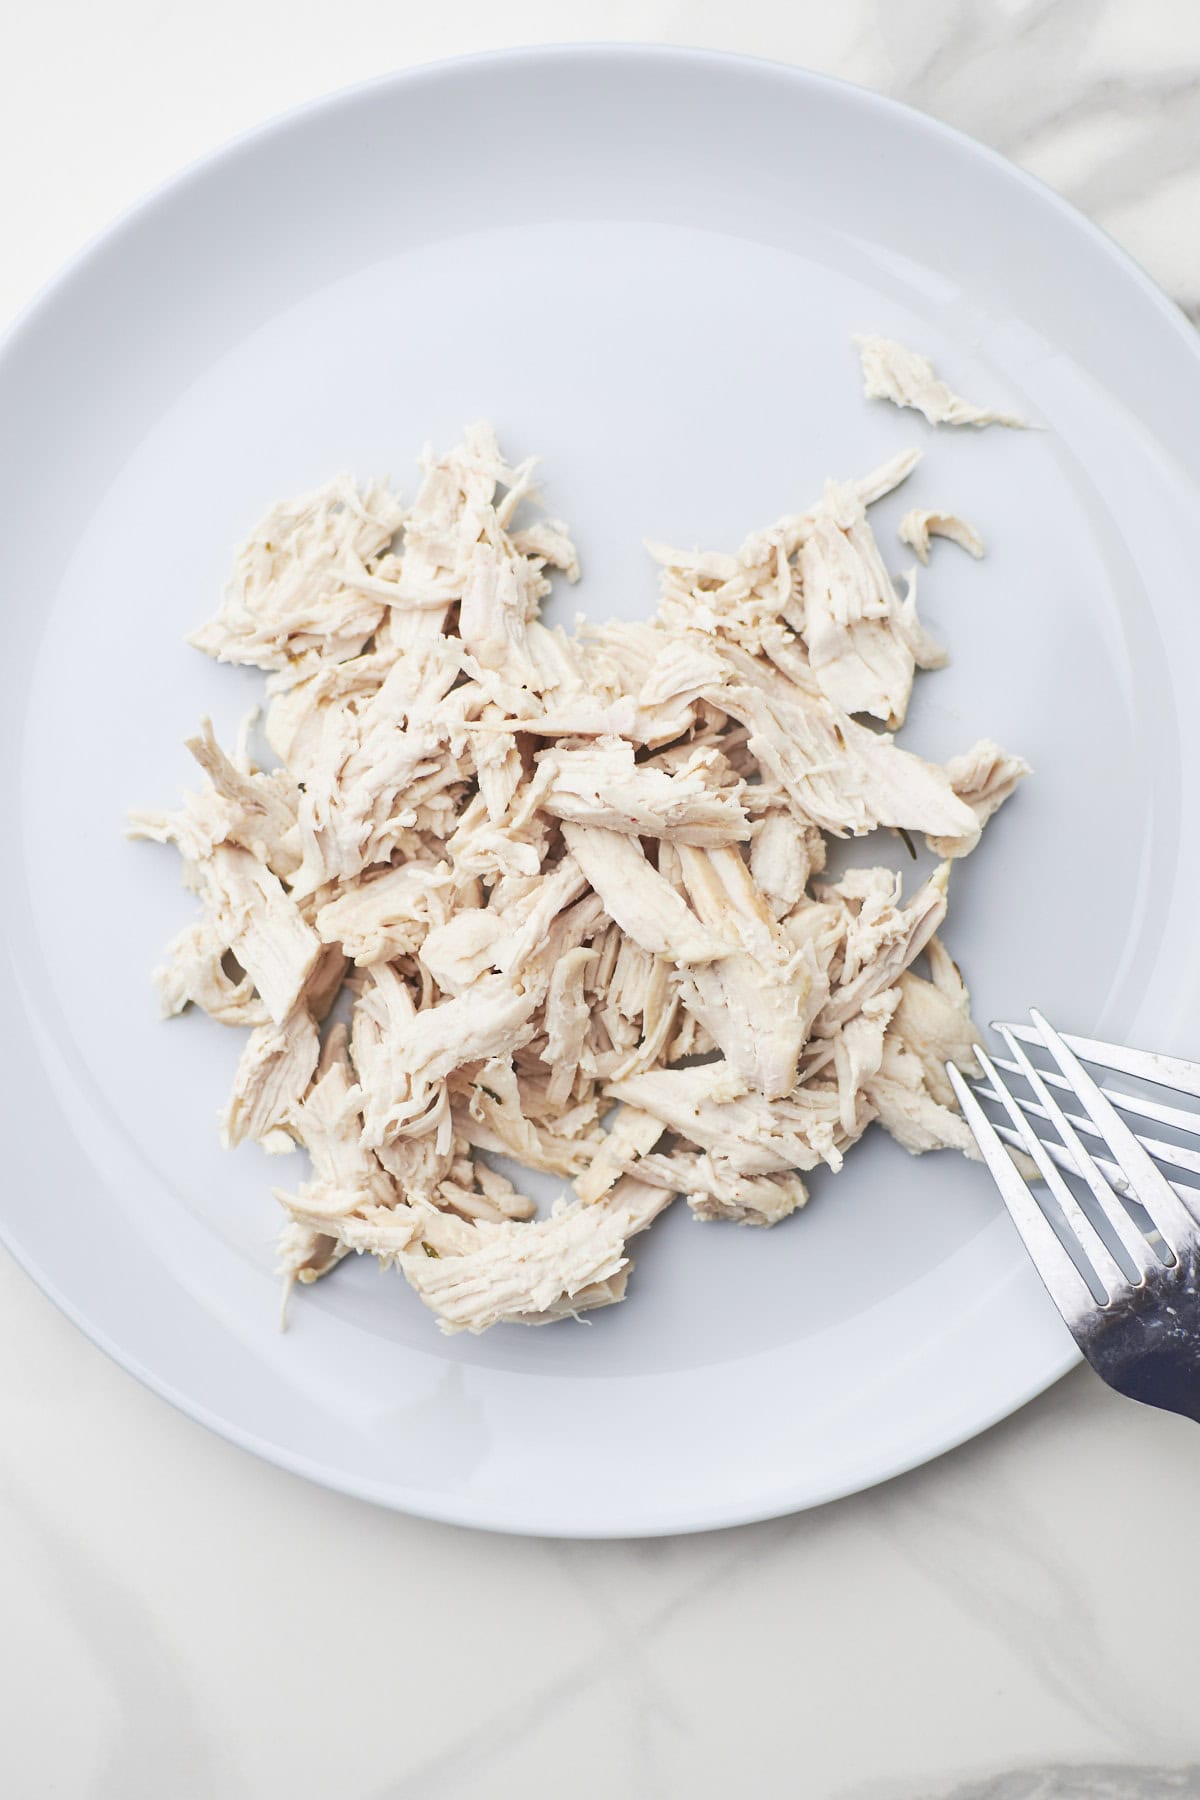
946, 1011, 1200, 1423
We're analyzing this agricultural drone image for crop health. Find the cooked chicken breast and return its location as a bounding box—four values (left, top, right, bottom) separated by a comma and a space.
898, 509, 985, 565
856, 335, 1028, 430
132, 417, 1027, 1335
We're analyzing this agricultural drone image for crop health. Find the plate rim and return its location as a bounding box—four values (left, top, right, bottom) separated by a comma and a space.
0, 1214, 1082, 1536
11, 41, 1197, 1535
2, 43, 1196, 382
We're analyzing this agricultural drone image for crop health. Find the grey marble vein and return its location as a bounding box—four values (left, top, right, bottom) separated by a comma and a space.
0, 1461, 244, 1800
367, 1517, 799, 1798
846, 1762, 1200, 1799
866, 0, 1200, 319
869, 1497, 1145, 1742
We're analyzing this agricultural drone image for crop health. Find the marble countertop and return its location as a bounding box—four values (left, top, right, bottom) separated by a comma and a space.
4, 5, 1200, 1796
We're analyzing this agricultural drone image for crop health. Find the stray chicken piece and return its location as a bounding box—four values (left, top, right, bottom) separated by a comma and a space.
133, 419, 1026, 1335
898, 509, 985, 565
799, 478, 937, 727
927, 739, 1031, 859
856, 335, 1028, 430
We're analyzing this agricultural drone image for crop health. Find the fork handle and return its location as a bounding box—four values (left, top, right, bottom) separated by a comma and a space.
1085, 1301, 1200, 1424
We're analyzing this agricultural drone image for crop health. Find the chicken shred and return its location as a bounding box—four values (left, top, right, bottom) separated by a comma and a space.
856, 335, 1028, 430
898, 509, 985, 565
132, 421, 1027, 1334
927, 739, 1032, 859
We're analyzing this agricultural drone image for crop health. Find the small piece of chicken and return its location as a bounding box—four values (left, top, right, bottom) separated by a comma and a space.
799, 478, 943, 727
889, 938, 982, 1108
573, 1106, 664, 1204
278, 1025, 396, 1216
855, 335, 1028, 429
394, 1176, 675, 1334
898, 509, 985, 565
928, 739, 1031, 858
542, 946, 600, 1104
606, 1062, 868, 1177
815, 862, 950, 1033
188, 475, 406, 673
315, 863, 453, 966
722, 682, 979, 845
223, 1004, 319, 1152
151, 920, 269, 1028
533, 739, 750, 845
673, 844, 821, 1099
361, 971, 543, 1149
453, 1067, 603, 1179
183, 718, 301, 873
749, 809, 827, 919
561, 823, 730, 965
200, 844, 321, 1025
635, 1150, 809, 1227
865, 1033, 979, 1158
288, 635, 463, 897
459, 534, 544, 691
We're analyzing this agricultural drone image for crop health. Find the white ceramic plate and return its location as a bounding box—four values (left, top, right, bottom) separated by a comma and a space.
4, 46, 1200, 1537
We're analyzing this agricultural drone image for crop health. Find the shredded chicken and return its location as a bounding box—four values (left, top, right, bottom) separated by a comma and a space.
928, 739, 1032, 859
899, 510, 985, 565
856, 335, 1028, 430
131, 420, 1027, 1335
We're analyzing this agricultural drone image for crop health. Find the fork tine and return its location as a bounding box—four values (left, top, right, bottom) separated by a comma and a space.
998, 1024, 1200, 1101
1029, 1011, 1199, 1258
990, 1055, 1200, 1140
995, 1027, 1160, 1279
986, 1079, 1200, 1179
989, 1122, 1191, 1219
946, 1063, 1097, 1323
972, 1048, 1126, 1299
990, 1122, 1085, 1185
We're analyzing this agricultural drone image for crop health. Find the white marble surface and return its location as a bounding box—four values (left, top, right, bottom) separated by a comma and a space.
4, 4, 1200, 1796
